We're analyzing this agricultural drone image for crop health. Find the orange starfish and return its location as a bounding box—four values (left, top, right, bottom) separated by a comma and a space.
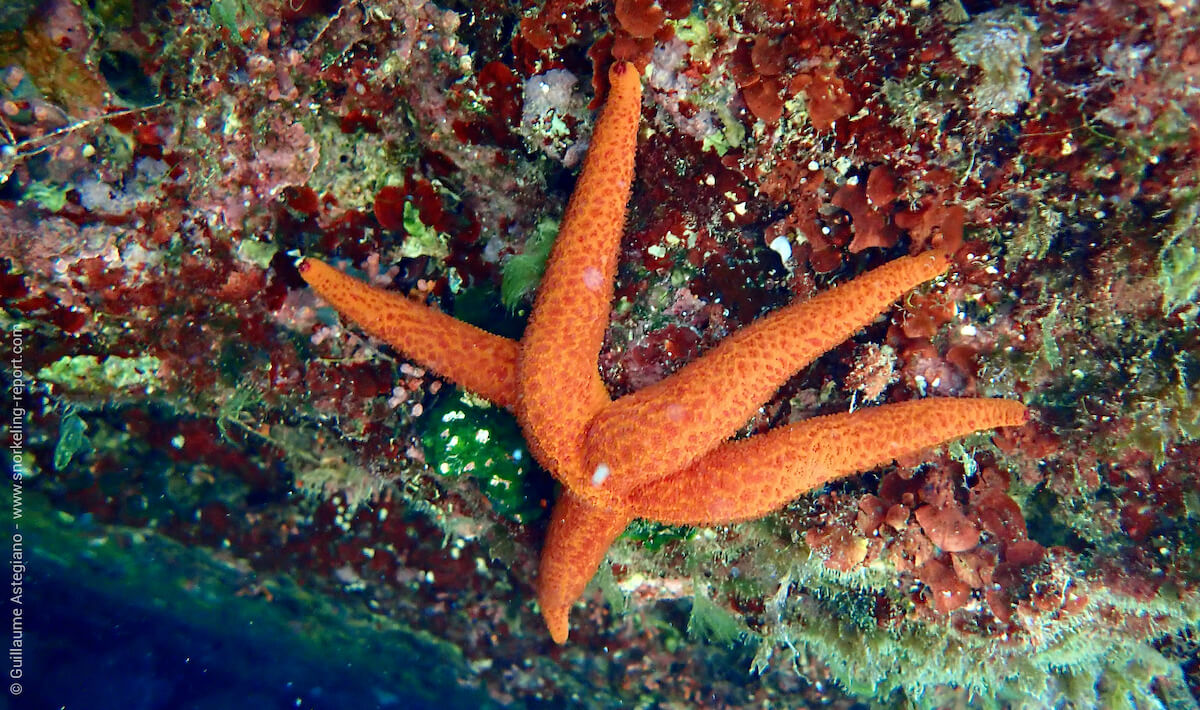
297, 62, 1029, 644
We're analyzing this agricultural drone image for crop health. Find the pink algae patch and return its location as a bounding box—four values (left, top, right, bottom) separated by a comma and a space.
806, 525, 869, 573
918, 558, 971, 613
915, 504, 980, 552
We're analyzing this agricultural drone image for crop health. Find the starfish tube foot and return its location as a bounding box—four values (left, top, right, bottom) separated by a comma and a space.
582, 250, 953, 494
297, 257, 520, 408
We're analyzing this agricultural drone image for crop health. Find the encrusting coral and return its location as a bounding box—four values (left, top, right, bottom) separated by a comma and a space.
298, 61, 1029, 644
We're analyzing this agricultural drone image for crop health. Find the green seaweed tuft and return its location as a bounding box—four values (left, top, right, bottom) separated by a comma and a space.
1158, 203, 1200, 316
53, 411, 90, 471
501, 218, 558, 309
688, 591, 749, 648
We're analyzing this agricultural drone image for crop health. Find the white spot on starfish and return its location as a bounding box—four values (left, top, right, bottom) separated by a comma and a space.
582, 267, 604, 292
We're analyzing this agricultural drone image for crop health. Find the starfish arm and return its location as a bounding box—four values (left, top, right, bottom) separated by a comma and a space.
627, 397, 1029, 526
297, 258, 520, 408
537, 491, 633, 644
582, 250, 952, 495
517, 62, 643, 495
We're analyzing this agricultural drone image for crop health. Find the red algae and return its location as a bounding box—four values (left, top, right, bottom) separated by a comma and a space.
5, 0, 1200, 706
614, 0, 666, 40
915, 504, 981, 553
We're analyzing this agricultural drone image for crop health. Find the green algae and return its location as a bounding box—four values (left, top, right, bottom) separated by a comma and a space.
399, 200, 450, 259
1158, 202, 1200, 316
736, 545, 1200, 709
51, 410, 89, 472
235, 238, 278, 270
621, 519, 696, 552
420, 391, 547, 523
207, 0, 262, 42
11, 485, 497, 709
451, 283, 525, 339
501, 217, 558, 309
21, 181, 70, 212
687, 591, 749, 647
36, 354, 162, 393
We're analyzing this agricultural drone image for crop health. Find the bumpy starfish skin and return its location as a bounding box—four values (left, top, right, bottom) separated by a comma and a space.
297, 62, 1031, 645
581, 250, 953, 496
534, 397, 1028, 641
296, 258, 520, 408
516, 61, 643, 504
536, 493, 632, 645
537, 395, 1032, 642
629, 397, 1030, 525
